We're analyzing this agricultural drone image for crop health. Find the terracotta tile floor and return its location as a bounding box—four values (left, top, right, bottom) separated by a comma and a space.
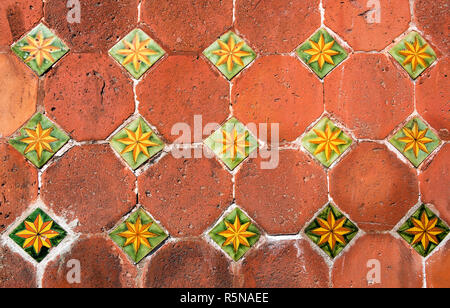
0, 0, 448, 288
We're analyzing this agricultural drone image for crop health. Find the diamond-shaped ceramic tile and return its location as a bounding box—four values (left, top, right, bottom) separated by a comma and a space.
389, 31, 437, 80
203, 31, 256, 80
109, 28, 165, 79
209, 208, 260, 261
110, 117, 165, 170
11, 23, 69, 76
389, 118, 440, 168
109, 208, 168, 263
9, 113, 70, 168
302, 117, 352, 167
398, 205, 449, 257
9, 208, 67, 262
204, 117, 258, 171
297, 28, 348, 79
305, 204, 358, 259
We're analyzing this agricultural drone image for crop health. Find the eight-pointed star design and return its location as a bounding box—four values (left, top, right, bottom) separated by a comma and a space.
15, 214, 60, 254
212, 36, 251, 72
21, 122, 59, 160
304, 34, 340, 70
117, 33, 158, 72
117, 123, 160, 162
311, 210, 351, 251
21, 31, 60, 67
218, 215, 257, 252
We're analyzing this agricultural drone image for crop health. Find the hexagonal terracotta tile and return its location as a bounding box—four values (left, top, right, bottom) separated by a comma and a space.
43, 53, 135, 141
236, 149, 328, 234
138, 155, 233, 237
233, 55, 324, 144
325, 54, 414, 139
0, 53, 38, 137
330, 142, 419, 232
416, 57, 450, 141
137, 55, 229, 143
323, 0, 411, 51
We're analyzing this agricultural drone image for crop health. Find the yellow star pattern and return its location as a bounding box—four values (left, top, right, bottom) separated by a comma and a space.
15, 214, 60, 254
21, 122, 59, 160
309, 124, 347, 161
406, 212, 444, 250
397, 122, 433, 158
117, 123, 160, 162
21, 31, 60, 67
117, 33, 158, 72
212, 36, 251, 72
304, 34, 340, 70
218, 215, 256, 252
399, 37, 433, 72
117, 216, 158, 253
216, 128, 250, 161
311, 211, 351, 251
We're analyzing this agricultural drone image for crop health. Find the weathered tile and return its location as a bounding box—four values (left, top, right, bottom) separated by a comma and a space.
109, 208, 168, 264
9, 113, 70, 168
398, 205, 449, 257
389, 118, 440, 167
389, 31, 436, 79
302, 117, 352, 167
9, 208, 67, 262
110, 117, 164, 170
203, 117, 258, 171
109, 28, 165, 79
297, 28, 347, 79
209, 208, 260, 261
11, 23, 69, 76
305, 204, 358, 258
203, 31, 256, 80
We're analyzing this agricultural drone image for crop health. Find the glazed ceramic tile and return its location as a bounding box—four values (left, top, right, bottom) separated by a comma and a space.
110, 208, 168, 263
389, 31, 436, 79
203, 117, 258, 171
302, 117, 352, 167
209, 208, 260, 261
9, 208, 67, 262
297, 28, 347, 79
305, 204, 358, 258
398, 205, 449, 257
389, 118, 440, 167
11, 23, 69, 76
203, 31, 256, 80
9, 113, 70, 168
109, 28, 165, 79
110, 117, 165, 170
